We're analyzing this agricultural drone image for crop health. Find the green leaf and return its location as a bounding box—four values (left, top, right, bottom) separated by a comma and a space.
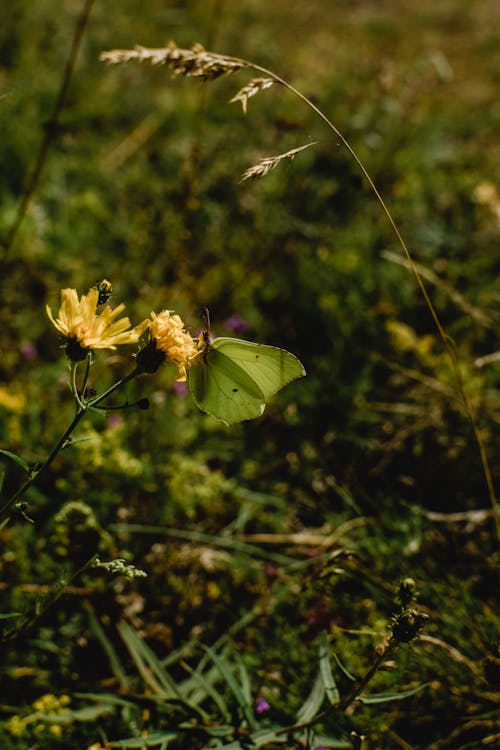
296, 671, 325, 724
0, 612, 22, 620
330, 648, 357, 682
118, 621, 185, 700
319, 631, 340, 705
43, 705, 113, 723
0, 449, 31, 474
234, 650, 253, 710
66, 435, 96, 446
310, 735, 351, 749
221, 729, 351, 750
87, 610, 130, 691
180, 660, 231, 722
218, 729, 282, 749
360, 683, 429, 704
75, 692, 136, 709
110, 732, 179, 748
203, 645, 257, 729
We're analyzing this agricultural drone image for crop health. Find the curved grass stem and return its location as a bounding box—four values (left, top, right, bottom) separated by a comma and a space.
224, 55, 498, 541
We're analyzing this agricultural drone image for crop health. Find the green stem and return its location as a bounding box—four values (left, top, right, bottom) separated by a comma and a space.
0, 365, 141, 524
87, 366, 140, 408
0, 0, 96, 262
276, 638, 397, 737
0, 554, 98, 642
0, 408, 86, 524
336, 638, 397, 711
71, 359, 87, 409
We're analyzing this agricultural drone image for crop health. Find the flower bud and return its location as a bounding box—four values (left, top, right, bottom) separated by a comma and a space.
398, 577, 417, 608
392, 608, 429, 643
135, 341, 167, 374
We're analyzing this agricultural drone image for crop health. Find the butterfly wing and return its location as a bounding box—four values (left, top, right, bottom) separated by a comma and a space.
188, 337, 305, 426
212, 338, 305, 401
189, 347, 267, 425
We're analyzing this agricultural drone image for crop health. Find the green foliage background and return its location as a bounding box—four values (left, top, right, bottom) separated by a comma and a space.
0, 0, 499, 748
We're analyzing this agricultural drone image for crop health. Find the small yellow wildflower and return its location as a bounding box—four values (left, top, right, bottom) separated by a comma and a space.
46, 288, 147, 361
0, 385, 26, 412
6, 714, 30, 737
141, 310, 198, 381
33, 693, 60, 713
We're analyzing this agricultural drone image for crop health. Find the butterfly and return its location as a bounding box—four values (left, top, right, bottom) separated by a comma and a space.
188, 330, 305, 426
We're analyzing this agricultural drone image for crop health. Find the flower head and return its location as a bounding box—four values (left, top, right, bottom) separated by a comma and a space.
139, 310, 198, 380
255, 697, 271, 714
46, 288, 146, 361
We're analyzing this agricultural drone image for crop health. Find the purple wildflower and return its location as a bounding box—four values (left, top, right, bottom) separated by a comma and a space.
224, 315, 249, 335
255, 697, 271, 714
107, 415, 123, 429
173, 381, 188, 397
20, 341, 38, 360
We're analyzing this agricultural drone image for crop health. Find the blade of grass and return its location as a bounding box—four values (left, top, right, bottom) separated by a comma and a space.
118, 621, 184, 699
110, 524, 297, 565
86, 606, 130, 691
319, 632, 340, 705
296, 671, 325, 724
203, 645, 257, 729
360, 683, 429, 704
180, 660, 231, 722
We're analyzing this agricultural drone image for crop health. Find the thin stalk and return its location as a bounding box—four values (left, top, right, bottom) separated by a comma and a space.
79, 354, 93, 399
1, 0, 96, 262
71, 360, 87, 409
0, 408, 86, 524
1, 554, 98, 642
0, 365, 140, 524
276, 638, 398, 736
87, 366, 140, 408
336, 638, 397, 711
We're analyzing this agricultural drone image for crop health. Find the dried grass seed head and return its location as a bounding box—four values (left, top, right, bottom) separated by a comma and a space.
101, 41, 247, 81
230, 77, 275, 114
241, 142, 318, 182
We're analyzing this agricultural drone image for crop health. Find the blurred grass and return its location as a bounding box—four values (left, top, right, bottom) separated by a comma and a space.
0, 0, 499, 748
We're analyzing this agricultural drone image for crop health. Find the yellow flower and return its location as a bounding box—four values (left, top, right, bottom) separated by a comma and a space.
148, 310, 198, 381
32, 694, 60, 713
6, 715, 29, 737
46, 288, 146, 360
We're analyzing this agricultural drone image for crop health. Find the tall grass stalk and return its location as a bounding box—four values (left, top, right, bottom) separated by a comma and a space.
0, 0, 96, 263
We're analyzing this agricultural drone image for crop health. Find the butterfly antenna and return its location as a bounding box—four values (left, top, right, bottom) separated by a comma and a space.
202, 306, 212, 338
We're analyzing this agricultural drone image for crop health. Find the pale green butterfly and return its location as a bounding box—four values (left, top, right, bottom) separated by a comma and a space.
188, 328, 306, 426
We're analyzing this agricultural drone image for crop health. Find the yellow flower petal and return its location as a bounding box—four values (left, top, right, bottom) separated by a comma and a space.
47, 288, 144, 356
148, 310, 198, 381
